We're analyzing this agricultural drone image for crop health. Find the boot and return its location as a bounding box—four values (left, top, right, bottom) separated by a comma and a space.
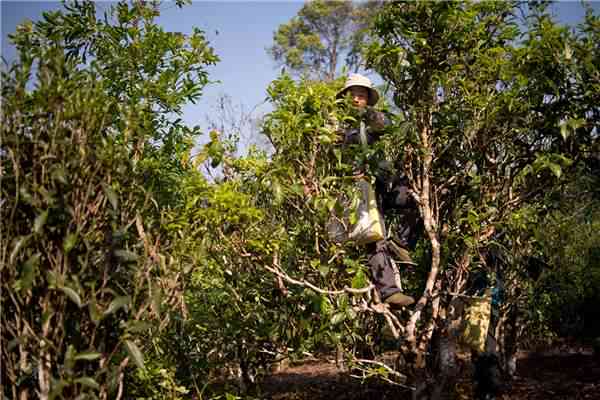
384, 292, 415, 308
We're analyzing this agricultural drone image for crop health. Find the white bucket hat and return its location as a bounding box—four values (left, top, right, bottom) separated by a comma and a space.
336, 73, 380, 106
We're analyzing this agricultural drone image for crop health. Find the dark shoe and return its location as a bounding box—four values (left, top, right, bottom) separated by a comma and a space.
384, 292, 415, 308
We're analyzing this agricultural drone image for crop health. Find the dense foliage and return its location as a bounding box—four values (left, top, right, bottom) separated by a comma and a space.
361, 0, 599, 394
2, 1, 598, 399
1, 1, 218, 398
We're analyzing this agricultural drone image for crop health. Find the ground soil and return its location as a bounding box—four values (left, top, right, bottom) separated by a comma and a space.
258, 349, 600, 400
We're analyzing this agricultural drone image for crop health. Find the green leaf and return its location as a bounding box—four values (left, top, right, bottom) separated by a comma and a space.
65, 344, 76, 371
351, 269, 367, 289
102, 183, 118, 210
75, 376, 100, 390
547, 162, 562, 179
559, 121, 569, 141
74, 352, 101, 361
60, 286, 83, 308
9, 235, 30, 265
89, 297, 101, 325
124, 340, 145, 370
51, 166, 67, 185
14, 253, 40, 292
33, 211, 48, 234
48, 380, 67, 400
348, 209, 358, 226
104, 295, 131, 316
151, 283, 162, 318
331, 312, 346, 325
318, 264, 330, 277
63, 233, 78, 254
114, 249, 138, 262
346, 307, 357, 321
273, 181, 283, 205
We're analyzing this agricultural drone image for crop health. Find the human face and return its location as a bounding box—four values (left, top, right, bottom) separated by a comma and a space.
349, 86, 369, 109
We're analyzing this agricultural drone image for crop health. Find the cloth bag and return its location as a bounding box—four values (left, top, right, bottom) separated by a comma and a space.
327, 120, 385, 245
460, 290, 492, 353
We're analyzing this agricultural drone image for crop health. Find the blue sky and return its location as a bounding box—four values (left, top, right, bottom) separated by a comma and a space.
2, 1, 303, 143
2, 1, 598, 144
154, 1, 303, 132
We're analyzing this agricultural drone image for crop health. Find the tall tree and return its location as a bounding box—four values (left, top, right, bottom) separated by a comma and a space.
268, 0, 381, 80
364, 1, 598, 396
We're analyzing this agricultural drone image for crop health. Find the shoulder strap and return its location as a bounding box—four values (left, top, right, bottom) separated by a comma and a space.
359, 120, 367, 148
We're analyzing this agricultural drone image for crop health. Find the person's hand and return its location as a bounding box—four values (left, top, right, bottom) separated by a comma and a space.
364, 107, 385, 130
363, 106, 376, 121
352, 170, 366, 180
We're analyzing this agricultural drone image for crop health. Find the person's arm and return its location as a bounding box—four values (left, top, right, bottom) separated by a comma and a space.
364, 107, 391, 142
365, 107, 388, 131
343, 126, 361, 145
338, 108, 391, 145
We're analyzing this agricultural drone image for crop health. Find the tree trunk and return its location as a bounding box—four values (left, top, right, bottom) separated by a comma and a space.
431, 333, 459, 400
328, 32, 339, 81
497, 303, 519, 377
406, 116, 440, 355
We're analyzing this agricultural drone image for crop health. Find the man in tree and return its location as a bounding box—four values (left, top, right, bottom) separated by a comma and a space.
335, 74, 419, 308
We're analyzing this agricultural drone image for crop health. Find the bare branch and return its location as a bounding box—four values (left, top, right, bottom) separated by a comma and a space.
115, 357, 129, 400
355, 300, 404, 339
350, 357, 415, 390
264, 264, 374, 296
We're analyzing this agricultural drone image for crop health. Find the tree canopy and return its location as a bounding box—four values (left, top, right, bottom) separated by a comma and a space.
268, 0, 382, 80
2, 1, 599, 399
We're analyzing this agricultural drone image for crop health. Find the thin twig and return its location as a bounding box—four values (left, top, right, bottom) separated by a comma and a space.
350, 357, 415, 390
352, 358, 407, 379
115, 357, 129, 400
264, 264, 374, 295
442, 291, 490, 300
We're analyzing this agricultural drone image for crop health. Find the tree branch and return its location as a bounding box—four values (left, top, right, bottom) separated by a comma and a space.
349, 357, 415, 390
264, 264, 374, 295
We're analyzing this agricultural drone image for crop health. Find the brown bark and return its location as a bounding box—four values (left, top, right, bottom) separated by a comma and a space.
406, 115, 440, 356
38, 297, 52, 400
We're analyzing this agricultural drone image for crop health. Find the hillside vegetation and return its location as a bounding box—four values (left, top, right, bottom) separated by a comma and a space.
2, 1, 598, 399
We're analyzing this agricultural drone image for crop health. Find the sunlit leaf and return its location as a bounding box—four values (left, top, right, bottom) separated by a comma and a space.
63, 233, 78, 254
9, 235, 30, 265
104, 295, 131, 316
547, 162, 562, 179
60, 286, 83, 308
75, 376, 100, 389
124, 340, 145, 370
74, 352, 102, 361
33, 211, 48, 234
331, 312, 346, 325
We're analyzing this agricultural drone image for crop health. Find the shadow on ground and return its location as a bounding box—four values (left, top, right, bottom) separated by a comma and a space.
258, 351, 600, 400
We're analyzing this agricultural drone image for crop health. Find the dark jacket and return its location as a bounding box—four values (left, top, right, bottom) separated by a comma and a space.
342, 107, 390, 146
339, 108, 422, 249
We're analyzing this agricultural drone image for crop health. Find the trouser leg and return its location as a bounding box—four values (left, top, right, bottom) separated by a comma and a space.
367, 240, 400, 300
377, 172, 422, 250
